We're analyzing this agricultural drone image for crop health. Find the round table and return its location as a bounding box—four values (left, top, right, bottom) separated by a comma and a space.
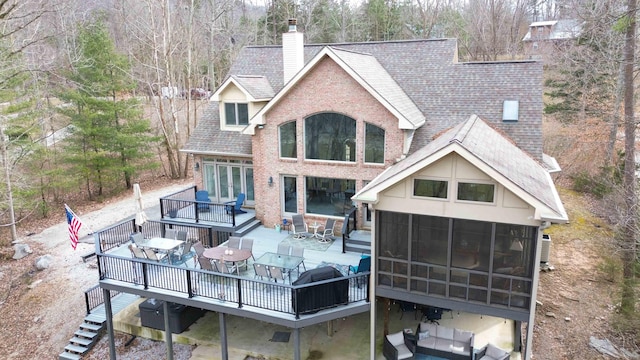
203, 247, 252, 274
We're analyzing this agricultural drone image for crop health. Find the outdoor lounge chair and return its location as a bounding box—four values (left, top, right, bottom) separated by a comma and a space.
291, 214, 309, 239
195, 190, 211, 212
225, 193, 246, 214
383, 331, 414, 360
348, 255, 371, 288
476, 343, 510, 360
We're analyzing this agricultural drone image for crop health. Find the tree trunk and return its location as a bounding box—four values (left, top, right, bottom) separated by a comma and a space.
621, 0, 637, 315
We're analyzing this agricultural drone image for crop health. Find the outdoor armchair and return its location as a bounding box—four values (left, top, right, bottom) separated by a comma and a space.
195, 190, 211, 212
225, 193, 247, 214
291, 214, 309, 239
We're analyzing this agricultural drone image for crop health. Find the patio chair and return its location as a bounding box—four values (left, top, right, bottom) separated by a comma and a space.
291, 214, 309, 239
142, 248, 168, 263
197, 255, 215, 271
290, 245, 306, 273
128, 244, 146, 259
227, 236, 241, 249
214, 259, 237, 275
277, 242, 290, 255
173, 241, 196, 265
176, 230, 188, 241
267, 266, 289, 284
397, 300, 418, 320
254, 263, 269, 280
315, 218, 335, 242
130, 232, 144, 244
225, 193, 246, 214
477, 343, 510, 360
192, 241, 205, 259
348, 255, 371, 288
195, 190, 211, 212
240, 238, 255, 260
383, 331, 414, 360
165, 229, 177, 239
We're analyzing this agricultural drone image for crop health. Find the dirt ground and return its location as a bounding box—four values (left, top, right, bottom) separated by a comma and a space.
0, 177, 632, 359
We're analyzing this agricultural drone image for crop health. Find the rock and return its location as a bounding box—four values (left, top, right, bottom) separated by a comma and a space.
564, 317, 571, 321
589, 336, 620, 358
545, 312, 556, 318
13, 243, 32, 260
28, 279, 43, 289
35, 254, 53, 270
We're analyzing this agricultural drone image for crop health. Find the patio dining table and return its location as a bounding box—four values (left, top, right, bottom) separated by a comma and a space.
254, 252, 304, 279
202, 246, 252, 275
136, 237, 185, 264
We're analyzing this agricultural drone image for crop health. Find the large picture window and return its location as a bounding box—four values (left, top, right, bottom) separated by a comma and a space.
364, 123, 384, 163
279, 121, 297, 158
305, 113, 356, 162
225, 103, 249, 125
305, 176, 355, 216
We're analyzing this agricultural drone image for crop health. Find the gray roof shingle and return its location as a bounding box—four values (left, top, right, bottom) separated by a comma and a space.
212, 39, 543, 160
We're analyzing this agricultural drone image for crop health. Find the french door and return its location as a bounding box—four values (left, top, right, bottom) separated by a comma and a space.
203, 159, 254, 205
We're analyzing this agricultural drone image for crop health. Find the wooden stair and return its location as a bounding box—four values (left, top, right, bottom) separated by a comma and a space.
59, 293, 139, 360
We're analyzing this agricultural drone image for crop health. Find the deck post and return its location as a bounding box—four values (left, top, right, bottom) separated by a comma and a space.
219, 312, 229, 359
103, 288, 116, 360
163, 301, 174, 360
293, 327, 301, 360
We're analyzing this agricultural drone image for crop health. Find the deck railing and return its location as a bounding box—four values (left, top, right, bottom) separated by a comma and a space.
341, 207, 358, 253
95, 218, 231, 252
159, 186, 238, 226
97, 253, 370, 319
84, 284, 120, 315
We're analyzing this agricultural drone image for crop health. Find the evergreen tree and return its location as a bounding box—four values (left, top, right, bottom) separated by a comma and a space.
58, 21, 158, 200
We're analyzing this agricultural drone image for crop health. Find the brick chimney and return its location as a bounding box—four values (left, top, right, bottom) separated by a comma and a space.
282, 19, 304, 84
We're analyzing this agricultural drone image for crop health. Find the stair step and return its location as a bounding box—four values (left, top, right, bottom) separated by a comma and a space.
85, 314, 105, 323
80, 322, 102, 332
75, 329, 99, 340
64, 344, 90, 355
58, 351, 82, 360
70, 336, 94, 347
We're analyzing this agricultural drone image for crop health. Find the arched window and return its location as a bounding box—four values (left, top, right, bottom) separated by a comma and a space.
305, 113, 356, 162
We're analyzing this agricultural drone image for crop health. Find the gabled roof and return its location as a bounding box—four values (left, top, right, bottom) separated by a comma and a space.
211, 75, 275, 102
189, 39, 544, 160
244, 46, 425, 134
181, 102, 252, 157
353, 115, 568, 223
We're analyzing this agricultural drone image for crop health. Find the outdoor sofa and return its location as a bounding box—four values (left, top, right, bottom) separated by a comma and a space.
476, 343, 510, 360
414, 322, 474, 360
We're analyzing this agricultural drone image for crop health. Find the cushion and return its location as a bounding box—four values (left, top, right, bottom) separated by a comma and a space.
454, 328, 473, 342
434, 338, 453, 352
417, 336, 436, 349
438, 326, 454, 340
418, 330, 429, 340
387, 331, 405, 347
395, 344, 413, 360
451, 341, 470, 354
486, 343, 508, 358
419, 322, 438, 336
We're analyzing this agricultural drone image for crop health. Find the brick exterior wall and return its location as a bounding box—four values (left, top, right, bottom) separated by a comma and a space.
253, 57, 406, 229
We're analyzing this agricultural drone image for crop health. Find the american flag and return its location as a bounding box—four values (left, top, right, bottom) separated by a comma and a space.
65, 204, 83, 250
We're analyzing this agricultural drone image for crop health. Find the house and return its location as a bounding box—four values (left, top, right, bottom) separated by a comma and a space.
522, 19, 582, 60
167, 19, 567, 360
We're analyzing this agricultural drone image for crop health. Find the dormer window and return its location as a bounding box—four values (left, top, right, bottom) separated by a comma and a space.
225, 103, 249, 125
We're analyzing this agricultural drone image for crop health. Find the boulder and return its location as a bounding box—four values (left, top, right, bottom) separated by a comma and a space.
12, 243, 32, 260
35, 254, 53, 270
